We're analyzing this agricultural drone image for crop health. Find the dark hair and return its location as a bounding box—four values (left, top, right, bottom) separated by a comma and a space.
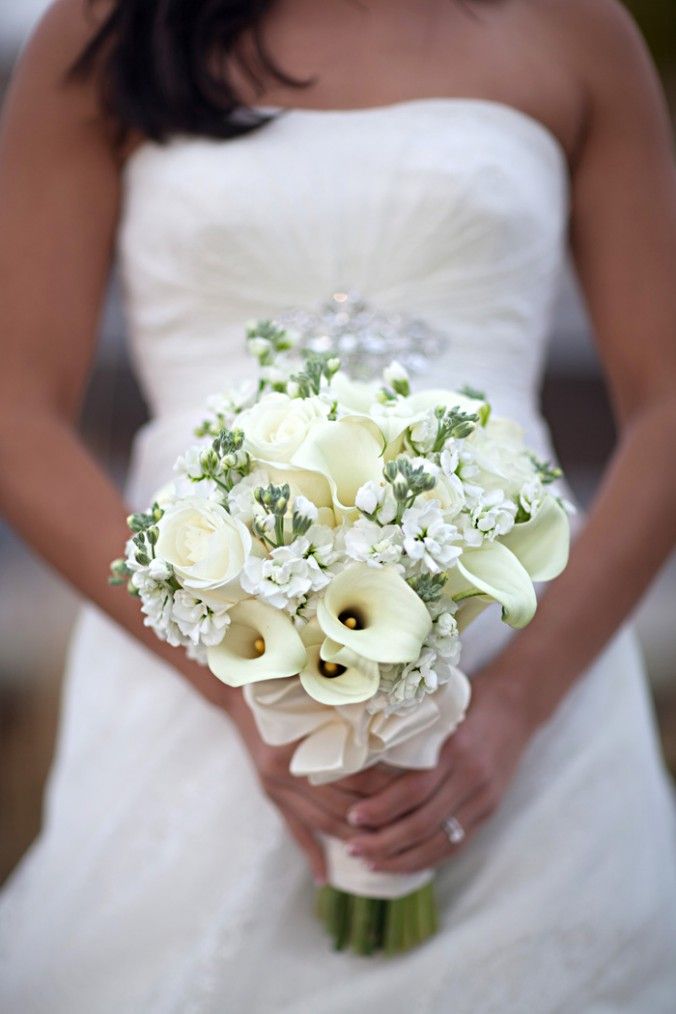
69, 0, 309, 143
71, 1, 486, 144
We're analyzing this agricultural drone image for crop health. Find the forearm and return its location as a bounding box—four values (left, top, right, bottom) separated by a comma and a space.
483, 396, 676, 730
0, 407, 243, 714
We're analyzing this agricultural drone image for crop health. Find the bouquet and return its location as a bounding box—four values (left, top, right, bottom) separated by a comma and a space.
111, 320, 571, 955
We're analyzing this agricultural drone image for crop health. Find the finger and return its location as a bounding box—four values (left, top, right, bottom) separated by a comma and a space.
346, 771, 474, 860
336, 765, 405, 796
272, 786, 353, 841
346, 766, 447, 830
368, 789, 494, 875
297, 781, 362, 822
281, 810, 327, 884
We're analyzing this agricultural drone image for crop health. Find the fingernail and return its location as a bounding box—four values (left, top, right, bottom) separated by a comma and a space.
348, 809, 365, 827
346, 843, 363, 857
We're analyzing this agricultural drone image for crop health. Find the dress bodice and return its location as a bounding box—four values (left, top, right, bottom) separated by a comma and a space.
118, 98, 571, 507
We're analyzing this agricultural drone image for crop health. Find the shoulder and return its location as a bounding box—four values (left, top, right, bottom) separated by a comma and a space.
19, 0, 113, 71
521, 0, 671, 163
527, 0, 658, 94
3, 1, 120, 157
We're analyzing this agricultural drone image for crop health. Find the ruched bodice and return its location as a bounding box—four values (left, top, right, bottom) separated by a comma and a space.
118, 97, 570, 506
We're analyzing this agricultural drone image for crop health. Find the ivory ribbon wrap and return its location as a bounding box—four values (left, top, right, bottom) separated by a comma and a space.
322, 835, 435, 899
244, 670, 471, 898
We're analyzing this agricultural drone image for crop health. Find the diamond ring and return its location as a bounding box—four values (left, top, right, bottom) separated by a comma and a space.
441, 815, 465, 846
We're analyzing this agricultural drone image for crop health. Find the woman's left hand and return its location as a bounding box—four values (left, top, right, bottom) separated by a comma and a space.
341, 672, 533, 873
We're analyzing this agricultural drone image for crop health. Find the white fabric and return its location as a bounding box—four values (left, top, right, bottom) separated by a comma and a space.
1, 98, 675, 1012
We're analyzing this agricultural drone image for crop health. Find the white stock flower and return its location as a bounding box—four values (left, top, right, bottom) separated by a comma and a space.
471, 489, 517, 539
408, 411, 438, 453
304, 524, 338, 568
241, 537, 331, 610
344, 519, 404, 568
227, 469, 270, 524
402, 501, 462, 574
155, 498, 251, 593
293, 495, 318, 525
174, 444, 208, 482
354, 480, 398, 523
426, 610, 461, 664
147, 557, 172, 582
238, 393, 328, 463
519, 478, 544, 518
171, 589, 232, 647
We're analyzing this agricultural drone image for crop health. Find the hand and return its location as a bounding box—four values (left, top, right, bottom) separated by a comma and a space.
228, 691, 401, 883
342, 672, 533, 874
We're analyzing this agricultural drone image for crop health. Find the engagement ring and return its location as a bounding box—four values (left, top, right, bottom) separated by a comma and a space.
442, 815, 465, 846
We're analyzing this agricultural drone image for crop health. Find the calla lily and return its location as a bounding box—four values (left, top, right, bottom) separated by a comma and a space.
500, 495, 570, 581
298, 622, 380, 706
316, 563, 432, 663
330, 373, 381, 412
446, 541, 537, 629
291, 416, 386, 516
206, 599, 307, 687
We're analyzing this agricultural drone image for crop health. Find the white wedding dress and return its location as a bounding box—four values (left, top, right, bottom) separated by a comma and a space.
1, 98, 675, 1012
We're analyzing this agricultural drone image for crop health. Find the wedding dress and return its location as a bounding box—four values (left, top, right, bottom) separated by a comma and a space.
1, 98, 675, 1013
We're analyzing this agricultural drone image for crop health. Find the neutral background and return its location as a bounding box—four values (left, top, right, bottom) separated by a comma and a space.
1, 0, 675, 883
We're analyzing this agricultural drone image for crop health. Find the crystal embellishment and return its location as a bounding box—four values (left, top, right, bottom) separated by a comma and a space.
276, 291, 449, 381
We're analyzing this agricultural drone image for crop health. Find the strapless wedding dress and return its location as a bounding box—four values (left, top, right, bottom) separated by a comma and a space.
1, 98, 675, 1012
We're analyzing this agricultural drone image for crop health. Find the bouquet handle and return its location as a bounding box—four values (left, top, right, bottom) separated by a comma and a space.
323, 836, 433, 899
318, 837, 438, 955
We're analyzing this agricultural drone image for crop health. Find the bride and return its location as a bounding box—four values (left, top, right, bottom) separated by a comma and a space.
1, 0, 675, 1009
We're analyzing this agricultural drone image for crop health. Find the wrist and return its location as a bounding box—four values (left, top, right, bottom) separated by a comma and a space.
476, 646, 558, 737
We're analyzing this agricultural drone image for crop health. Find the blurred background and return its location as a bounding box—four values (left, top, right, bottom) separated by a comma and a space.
1, 1, 675, 884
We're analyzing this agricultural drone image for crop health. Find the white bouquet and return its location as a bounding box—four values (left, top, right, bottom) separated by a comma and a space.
112, 321, 571, 955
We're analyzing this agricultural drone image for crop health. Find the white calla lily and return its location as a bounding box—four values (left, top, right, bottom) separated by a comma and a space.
317, 563, 432, 663
500, 495, 570, 581
330, 373, 381, 412
447, 541, 537, 629
298, 623, 380, 706
206, 599, 307, 687
291, 416, 386, 515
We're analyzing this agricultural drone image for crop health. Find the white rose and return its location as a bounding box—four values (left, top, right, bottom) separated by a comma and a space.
466, 418, 534, 494
155, 498, 251, 593
238, 393, 328, 464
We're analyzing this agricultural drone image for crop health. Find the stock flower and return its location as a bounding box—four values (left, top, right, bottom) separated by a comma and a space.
401, 501, 462, 574
154, 498, 251, 594
344, 519, 404, 568
241, 537, 331, 610
470, 489, 517, 539
316, 563, 432, 663
206, 599, 307, 687
171, 589, 231, 647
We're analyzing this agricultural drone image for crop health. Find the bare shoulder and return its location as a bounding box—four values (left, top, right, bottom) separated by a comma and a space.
529, 0, 666, 113
23, 0, 112, 66
1, 0, 115, 147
